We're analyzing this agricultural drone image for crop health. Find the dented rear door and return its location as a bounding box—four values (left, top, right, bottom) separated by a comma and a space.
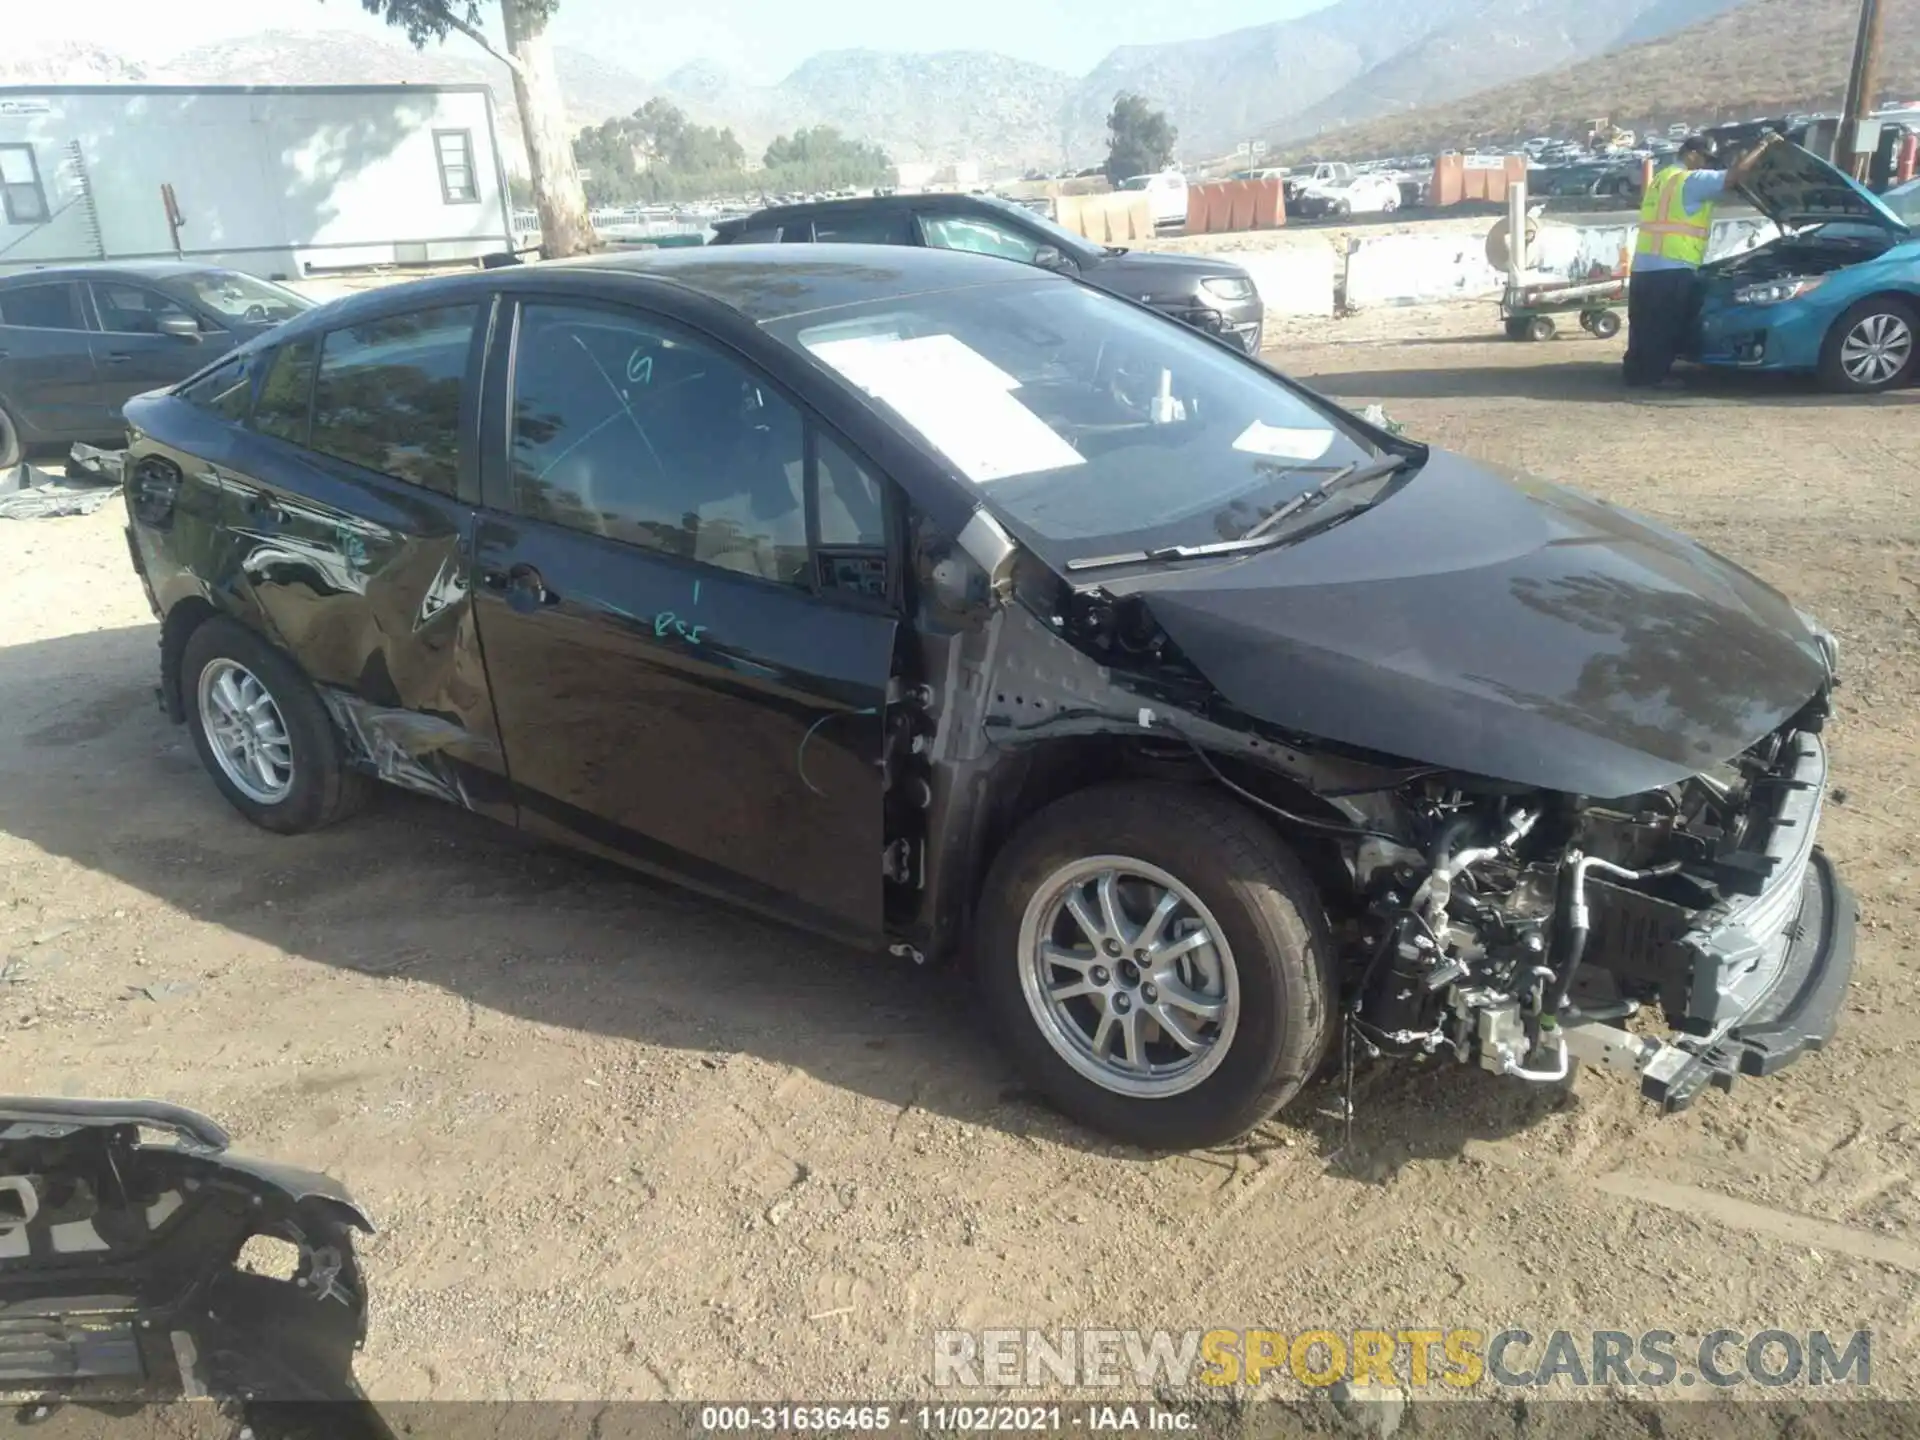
214, 302, 513, 821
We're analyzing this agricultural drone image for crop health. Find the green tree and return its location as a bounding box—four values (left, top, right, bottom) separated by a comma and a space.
762, 126, 893, 191
573, 101, 749, 206
1103, 92, 1177, 185
341, 0, 595, 256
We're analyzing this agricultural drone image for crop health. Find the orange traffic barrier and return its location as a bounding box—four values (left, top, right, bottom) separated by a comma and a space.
1182, 177, 1283, 235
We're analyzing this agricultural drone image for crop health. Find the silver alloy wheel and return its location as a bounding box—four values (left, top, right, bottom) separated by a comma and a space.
196, 657, 295, 805
1840, 311, 1913, 387
1017, 856, 1241, 1099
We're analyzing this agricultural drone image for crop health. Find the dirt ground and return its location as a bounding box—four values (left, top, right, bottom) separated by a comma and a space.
0, 303, 1916, 1409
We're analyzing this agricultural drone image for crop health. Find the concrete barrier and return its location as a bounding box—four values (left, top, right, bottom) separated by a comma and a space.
1212, 247, 1336, 317
1343, 215, 1782, 308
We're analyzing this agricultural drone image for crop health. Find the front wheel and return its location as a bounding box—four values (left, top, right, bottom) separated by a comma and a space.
182, 616, 367, 834
1820, 298, 1916, 393
976, 783, 1334, 1150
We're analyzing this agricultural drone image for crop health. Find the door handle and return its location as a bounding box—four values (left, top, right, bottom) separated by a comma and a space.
482, 563, 557, 610
102, 353, 133, 365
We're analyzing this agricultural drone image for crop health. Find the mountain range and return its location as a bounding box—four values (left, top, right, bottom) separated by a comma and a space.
3, 0, 1768, 169
1281, 0, 1920, 161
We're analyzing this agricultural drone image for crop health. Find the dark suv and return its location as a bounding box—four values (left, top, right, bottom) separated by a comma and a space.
121, 247, 1852, 1150
712, 193, 1266, 354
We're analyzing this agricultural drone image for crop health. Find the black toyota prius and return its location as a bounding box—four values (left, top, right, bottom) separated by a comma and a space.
120, 246, 1853, 1149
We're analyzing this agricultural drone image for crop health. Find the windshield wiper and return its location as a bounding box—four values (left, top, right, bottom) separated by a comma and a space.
1063, 452, 1417, 575
1238, 453, 1413, 543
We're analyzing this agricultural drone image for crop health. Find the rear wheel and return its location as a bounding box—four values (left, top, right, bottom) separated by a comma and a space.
1589, 309, 1622, 340
182, 617, 367, 834
1527, 315, 1557, 342
976, 783, 1334, 1150
1819, 298, 1916, 393
0, 403, 20, 471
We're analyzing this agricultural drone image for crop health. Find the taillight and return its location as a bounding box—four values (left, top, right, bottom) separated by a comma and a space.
130, 456, 183, 529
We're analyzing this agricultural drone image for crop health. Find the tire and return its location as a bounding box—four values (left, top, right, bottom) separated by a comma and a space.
1335, 200, 1352, 218
975, 782, 1335, 1150
0, 402, 20, 472
1527, 315, 1557, 342
1590, 309, 1622, 340
1818, 297, 1917, 393
181, 616, 367, 834
1504, 317, 1532, 341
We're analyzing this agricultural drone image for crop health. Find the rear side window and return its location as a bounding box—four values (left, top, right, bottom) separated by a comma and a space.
180, 354, 255, 422
0, 282, 84, 331
809, 211, 914, 245
728, 224, 784, 243
251, 338, 318, 446
309, 306, 476, 496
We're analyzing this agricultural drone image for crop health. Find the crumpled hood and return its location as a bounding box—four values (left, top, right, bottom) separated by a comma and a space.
1098, 452, 1829, 798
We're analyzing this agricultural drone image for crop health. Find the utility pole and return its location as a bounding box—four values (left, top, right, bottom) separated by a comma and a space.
1838, 0, 1885, 179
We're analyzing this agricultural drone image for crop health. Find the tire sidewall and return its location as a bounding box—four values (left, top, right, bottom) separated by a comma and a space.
977, 785, 1331, 1149
181, 617, 348, 834
1822, 298, 1917, 393
0, 404, 20, 471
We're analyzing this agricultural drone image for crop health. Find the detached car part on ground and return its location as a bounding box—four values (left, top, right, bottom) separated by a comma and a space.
0, 1096, 391, 1436
1693, 143, 1920, 392
121, 248, 1855, 1150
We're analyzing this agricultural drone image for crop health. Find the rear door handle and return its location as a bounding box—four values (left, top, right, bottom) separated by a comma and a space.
102, 353, 133, 365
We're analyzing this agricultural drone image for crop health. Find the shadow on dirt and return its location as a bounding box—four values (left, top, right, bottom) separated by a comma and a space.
0, 622, 1562, 1173
1301, 357, 1920, 408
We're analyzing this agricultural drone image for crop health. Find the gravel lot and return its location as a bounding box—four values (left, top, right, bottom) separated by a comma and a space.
0, 301, 1914, 1412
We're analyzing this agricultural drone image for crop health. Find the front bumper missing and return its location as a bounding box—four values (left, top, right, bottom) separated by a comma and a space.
1565, 731, 1858, 1110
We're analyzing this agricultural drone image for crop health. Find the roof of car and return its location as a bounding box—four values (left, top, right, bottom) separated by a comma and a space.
271, 244, 1055, 332
0, 261, 250, 287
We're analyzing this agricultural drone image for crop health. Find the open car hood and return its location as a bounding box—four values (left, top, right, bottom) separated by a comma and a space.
1097, 451, 1830, 799
1738, 141, 1910, 234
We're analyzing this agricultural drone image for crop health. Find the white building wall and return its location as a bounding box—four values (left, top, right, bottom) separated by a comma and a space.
0, 86, 513, 279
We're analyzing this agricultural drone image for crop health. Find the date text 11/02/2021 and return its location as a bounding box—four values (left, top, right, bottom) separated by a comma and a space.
697, 1406, 1192, 1432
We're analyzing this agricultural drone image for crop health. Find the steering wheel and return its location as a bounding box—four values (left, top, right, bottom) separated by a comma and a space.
243, 304, 269, 323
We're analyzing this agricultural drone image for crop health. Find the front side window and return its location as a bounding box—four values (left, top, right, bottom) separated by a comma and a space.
0, 145, 48, 225
435, 130, 478, 205
770, 281, 1387, 569
89, 283, 204, 335
811, 211, 914, 245
310, 306, 476, 496
250, 338, 319, 446
920, 214, 1042, 264
180, 354, 256, 423
508, 302, 809, 586
0, 281, 83, 330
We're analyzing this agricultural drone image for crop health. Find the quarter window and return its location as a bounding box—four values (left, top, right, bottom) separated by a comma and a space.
435, 130, 478, 205
310, 306, 476, 496
0, 145, 48, 225
180, 355, 256, 423
250, 338, 319, 446
508, 302, 810, 586
0, 281, 83, 330
815, 433, 886, 547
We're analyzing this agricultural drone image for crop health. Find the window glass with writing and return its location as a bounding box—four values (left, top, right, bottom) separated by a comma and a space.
509, 303, 809, 586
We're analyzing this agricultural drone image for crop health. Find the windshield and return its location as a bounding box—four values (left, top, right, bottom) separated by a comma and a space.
177, 270, 313, 324
767, 281, 1390, 569
1884, 179, 1920, 227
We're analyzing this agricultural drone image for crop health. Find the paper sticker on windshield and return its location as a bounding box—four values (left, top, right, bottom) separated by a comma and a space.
808, 333, 1084, 483
1233, 421, 1335, 461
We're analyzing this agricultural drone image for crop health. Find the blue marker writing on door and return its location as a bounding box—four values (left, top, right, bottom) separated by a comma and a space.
651, 577, 705, 644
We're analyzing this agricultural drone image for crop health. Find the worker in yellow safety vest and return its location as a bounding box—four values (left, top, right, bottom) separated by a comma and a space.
1624, 131, 1781, 388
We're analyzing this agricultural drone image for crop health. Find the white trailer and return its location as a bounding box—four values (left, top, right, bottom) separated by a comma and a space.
0, 84, 516, 280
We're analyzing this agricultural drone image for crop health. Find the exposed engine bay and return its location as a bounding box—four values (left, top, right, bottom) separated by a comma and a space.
1706, 228, 1901, 283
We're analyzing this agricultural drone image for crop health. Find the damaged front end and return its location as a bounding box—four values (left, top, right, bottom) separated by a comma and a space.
907, 477, 1856, 1116
0, 1098, 392, 1436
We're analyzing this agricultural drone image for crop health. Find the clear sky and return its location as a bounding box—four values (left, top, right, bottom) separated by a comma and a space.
15, 0, 1336, 85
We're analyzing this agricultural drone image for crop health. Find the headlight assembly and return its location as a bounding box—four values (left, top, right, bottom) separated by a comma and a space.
1200, 276, 1256, 302
1732, 276, 1827, 306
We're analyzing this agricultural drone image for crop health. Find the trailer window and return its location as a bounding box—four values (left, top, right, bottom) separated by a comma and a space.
435, 130, 478, 205
0, 145, 49, 225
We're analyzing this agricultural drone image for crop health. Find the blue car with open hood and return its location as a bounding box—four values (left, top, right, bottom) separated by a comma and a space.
1693, 143, 1920, 392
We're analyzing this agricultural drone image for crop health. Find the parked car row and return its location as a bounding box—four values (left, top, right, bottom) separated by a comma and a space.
113, 242, 1857, 1148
